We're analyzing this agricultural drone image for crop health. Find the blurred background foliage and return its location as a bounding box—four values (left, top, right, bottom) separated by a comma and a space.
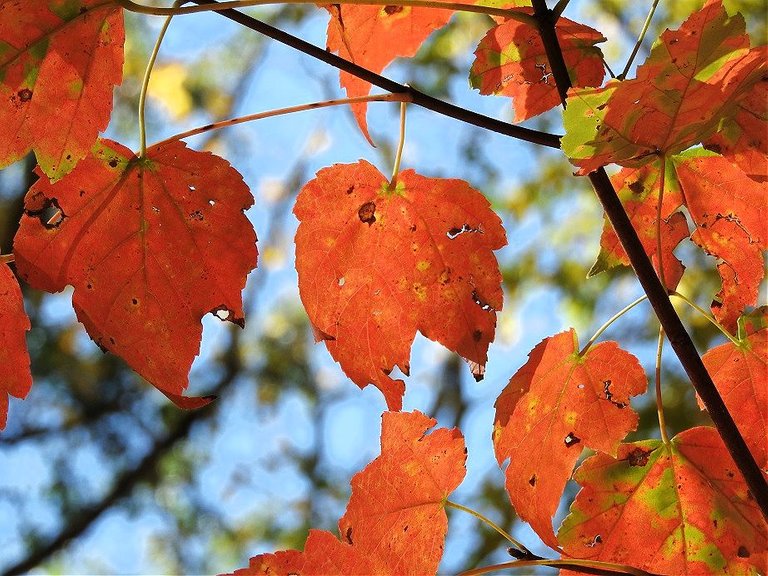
0, 0, 764, 574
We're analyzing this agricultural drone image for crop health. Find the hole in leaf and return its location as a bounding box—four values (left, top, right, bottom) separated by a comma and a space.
564, 432, 581, 447
383, 4, 403, 14
131, 298, 139, 306
577, 383, 585, 389
586, 535, 602, 548
626, 447, 651, 467
471, 290, 495, 312
446, 223, 481, 239
108, 158, 119, 168
345, 526, 353, 544
188, 185, 196, 192
528, 474, 536, 487
358, 201, 376, 225
338, 277, 345, 286
18, 88, 32, 102
26, 197, 66, 229
208, 199, 216, 206
737, 546, 750, 558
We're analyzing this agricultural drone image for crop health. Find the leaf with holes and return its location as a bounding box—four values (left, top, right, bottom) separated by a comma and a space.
493, 329, 646, 548
0, 0, 124, 180
294, 160, 505, 410
589, 161, 689, 290
702, 327, 767, 472
225, 410, 466, 576
325, 3, 453, 142
672, 150, 767, 330
704, 72, 768, 182
558, 427, 768, 575
13, 138, 257, 406
470, 11, 605, 122
0, 262, 32, 430
562, 0, 765, 175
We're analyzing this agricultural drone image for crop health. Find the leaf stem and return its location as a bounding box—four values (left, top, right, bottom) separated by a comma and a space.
0, 254, 15, 265
654, 327, 670, 445
138, 0, 181, 157
669, 291, 740, 346
116, 0, 537, 25
457, 558, 658, 576
579, 295, 648, 356
151, 93, 411, 148
390, 101, 407, 185
444, 500, 531, 556
188, 0, 561, 148
619, 0, 660, 80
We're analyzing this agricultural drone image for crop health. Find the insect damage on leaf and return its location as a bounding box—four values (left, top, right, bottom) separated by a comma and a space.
294, 160, 506, 410
13, 138, 258, 407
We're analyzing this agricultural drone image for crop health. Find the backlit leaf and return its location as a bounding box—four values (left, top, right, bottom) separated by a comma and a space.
325, 4, 452, 142
225, 410, 466, 576
13, 138, 257, 405
493, 329, 646, 547
702, 327, 767, 472
471, 11, 605, 121
294, 160, 505, 410
0, 262, 32, 430
0, 0, 124, 179
589, 162, 688, 290
558, 427, 768, 575
562, 0, 765, 174
672, 151, 767, 330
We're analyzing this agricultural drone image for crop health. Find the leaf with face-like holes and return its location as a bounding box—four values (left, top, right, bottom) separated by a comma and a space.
325, 4, 453, 142
470, 11, 605, 122
672, 151, 767, 330
13, 138, 257, 406
493, 329, 646, 548
558, 427, 768, 575
224, 411, 466, 576
0, 262, 32, 430
562, 0, 765, 175
294, 160, 505, 410
702, 327, 767, 473
0, 0, 124, 180
589, 161, 689, 291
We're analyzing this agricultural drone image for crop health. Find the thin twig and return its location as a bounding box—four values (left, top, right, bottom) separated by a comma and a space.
445, 500, 531, 556
619, 0, 660, 79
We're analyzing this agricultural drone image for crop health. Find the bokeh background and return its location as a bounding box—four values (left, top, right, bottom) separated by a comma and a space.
0, 0, 765, 573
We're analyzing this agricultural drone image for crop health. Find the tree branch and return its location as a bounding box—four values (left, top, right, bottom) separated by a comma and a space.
530, 0, 768, 519
190, 0, 561, 149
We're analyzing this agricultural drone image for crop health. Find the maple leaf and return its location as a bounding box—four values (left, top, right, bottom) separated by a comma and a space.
294, 160, 506, 410
562, 0, 765, 175
589, 161, 688, 290
13, 138, 257, 406
0, 262, 32, 430
705, 71, 768, 182
672, 151, 767, 330
0, 0, 124, 180
493, 329, 646, 548
470, 11, 605, 122
702, 327, 767, 472
558, 427, 768, 575
224, 410, 466, 576
325, 3, 453, 142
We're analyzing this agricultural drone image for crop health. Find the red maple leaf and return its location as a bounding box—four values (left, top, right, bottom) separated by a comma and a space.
702, 327, 767, 472
325, 4, 452, 141
559, 427, 768, 575
704, 71, 768, 182
493, 329, 646, 548
0, 262, 32, 430
13, 139, 257, 406
562, 0, 765, 175
294, 160, 506, 410
471, 11, 605, 121
0, 0, 124, 180
589, 162, 688, 290
225, 410, 466, 575
673, 152, 767, 329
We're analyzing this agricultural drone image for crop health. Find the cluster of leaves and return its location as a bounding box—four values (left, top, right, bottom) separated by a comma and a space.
0, 0, 766, 574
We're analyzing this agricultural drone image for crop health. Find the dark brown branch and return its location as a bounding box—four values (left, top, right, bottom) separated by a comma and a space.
530, 0, 768, 519
191, 0, 561, 149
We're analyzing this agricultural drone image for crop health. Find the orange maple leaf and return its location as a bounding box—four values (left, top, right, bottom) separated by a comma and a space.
471, 10, 605, 121
13, 139, 257, 406
493, 329, 646, 548
0, 262, 32, 430
0, 0, 124, 180
225, 410, 466, 575
294, 160, 506, 410
559, 427, 768, 575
